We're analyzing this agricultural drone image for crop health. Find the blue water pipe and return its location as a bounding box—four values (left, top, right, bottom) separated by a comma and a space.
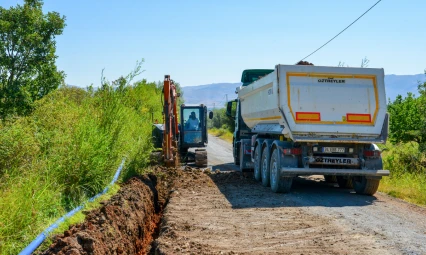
19, 159, 125, 255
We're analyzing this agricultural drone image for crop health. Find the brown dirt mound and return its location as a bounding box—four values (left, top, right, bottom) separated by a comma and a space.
41, 167, 173, 255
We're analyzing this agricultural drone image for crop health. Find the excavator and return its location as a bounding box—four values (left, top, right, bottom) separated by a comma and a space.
152, 75, 212, 167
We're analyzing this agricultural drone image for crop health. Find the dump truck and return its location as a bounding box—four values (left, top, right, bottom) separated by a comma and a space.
227, 64, 390, 195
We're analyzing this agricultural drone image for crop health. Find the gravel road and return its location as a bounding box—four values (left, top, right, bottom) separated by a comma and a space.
155, 134, 426, 254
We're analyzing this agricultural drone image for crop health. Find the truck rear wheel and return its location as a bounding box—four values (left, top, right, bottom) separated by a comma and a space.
337, 176, 353, 189
261, 145, 270, 187
352, 176, 380, 195
253, 143, 261, 181
234, 156, 240, 166
239, 142, 245, 172
233, 140, 240, 166
270, 148, 292, 193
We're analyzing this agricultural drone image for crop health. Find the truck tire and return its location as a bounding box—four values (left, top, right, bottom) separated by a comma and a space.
234, 156, 240, 166
239, 142, 245, 172
270, 148, 292, 193
336, 176, 353, 189
261, 145, 270, 187
352, 176, 380, 195
253, 143, 262, 181
233, 140, 240, 166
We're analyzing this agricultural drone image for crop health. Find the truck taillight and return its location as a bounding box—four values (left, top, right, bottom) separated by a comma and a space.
282, 148, 302, 155
244, 144, 252, 155
363, 150, 381, 158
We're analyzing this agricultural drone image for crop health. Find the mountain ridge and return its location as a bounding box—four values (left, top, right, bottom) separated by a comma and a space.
182, 74, 426, 108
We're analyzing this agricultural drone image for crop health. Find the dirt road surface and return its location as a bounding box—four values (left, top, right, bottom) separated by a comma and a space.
154, 135, 426, 254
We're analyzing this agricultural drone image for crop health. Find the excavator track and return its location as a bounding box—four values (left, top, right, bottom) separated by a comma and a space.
194, 149, 208, 167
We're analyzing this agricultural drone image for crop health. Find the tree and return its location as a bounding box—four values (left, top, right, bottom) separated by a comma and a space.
387, 72, 426, 151
387, 93, 422, 143
208, 103, 235, 132
0, 0, 66, 119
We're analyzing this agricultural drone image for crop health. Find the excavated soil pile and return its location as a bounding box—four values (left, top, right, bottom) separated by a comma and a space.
41, 167, 177, 255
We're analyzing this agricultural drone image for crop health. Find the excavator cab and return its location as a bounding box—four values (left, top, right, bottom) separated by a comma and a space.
179, 105, 212, 167
180, 105, 210, 150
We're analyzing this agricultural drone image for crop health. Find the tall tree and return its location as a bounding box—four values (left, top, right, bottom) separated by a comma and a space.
0, 0, 66, 119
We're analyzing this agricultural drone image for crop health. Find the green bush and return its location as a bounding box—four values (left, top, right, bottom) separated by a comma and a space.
381, 142, 426, 176
0, 78, 163, 254
380, 142, 426, 205
208, 107, 235, 133
387, 77, 426, 151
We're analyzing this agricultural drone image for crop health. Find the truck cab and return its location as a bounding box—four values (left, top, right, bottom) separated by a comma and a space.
227, 69, 274, 166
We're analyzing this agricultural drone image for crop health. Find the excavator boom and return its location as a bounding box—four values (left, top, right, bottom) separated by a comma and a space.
162, 75, 179, 167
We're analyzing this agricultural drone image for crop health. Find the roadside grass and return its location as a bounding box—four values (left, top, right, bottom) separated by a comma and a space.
208, 127, 233, 143
379, 173, 426, 206
379, 142, 426, 206
36, 183, 121, 252
0, 79, 163, 254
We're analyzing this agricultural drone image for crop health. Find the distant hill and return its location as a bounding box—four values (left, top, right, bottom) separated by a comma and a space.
182, 74, 426, 108
384, 74, 425, 101
182, 83, 241, 109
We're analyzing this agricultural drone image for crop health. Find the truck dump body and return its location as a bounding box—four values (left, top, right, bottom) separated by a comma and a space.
238, 65, 388, 143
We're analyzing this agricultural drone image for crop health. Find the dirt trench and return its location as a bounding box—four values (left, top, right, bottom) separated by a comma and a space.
40, 166, 180, 255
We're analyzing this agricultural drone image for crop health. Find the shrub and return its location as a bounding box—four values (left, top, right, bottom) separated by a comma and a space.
0, 78, 163, 254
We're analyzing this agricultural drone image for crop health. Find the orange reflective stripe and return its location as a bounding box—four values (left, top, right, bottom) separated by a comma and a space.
296, 112, 321, 121
346, 113, 371, 123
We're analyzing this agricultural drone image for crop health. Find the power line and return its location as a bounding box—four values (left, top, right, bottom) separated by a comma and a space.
298, 0, 382, 63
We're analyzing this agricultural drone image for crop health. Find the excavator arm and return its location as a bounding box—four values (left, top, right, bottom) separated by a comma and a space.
162, 75, 180, 167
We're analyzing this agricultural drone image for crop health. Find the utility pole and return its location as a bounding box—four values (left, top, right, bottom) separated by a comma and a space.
225, 94, 228, 102
213, 103, 215, 109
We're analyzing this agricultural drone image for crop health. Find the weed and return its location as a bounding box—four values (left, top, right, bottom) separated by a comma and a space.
379, 142, 426, 206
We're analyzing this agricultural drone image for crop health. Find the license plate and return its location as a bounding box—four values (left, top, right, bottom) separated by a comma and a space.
322, 147, 345, 153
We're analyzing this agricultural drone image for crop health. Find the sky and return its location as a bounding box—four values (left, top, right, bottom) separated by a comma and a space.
2, 0, 426, 87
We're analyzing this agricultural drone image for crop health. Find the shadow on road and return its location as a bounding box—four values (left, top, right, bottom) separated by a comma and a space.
207, 171, 378, 208
210, 162, 239, 172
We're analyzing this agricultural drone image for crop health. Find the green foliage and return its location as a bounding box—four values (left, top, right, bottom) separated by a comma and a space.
380, 142, 426, 176
156, 79, 184, 107
0, 68, 163, 254
378, 72, 426, 205
208, 127, 233, 143
379, 142, 426, 205
208, 104, 235, 133
0, 0, 66, 119
387, 93, 423, 143
387, 75, 426, 151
